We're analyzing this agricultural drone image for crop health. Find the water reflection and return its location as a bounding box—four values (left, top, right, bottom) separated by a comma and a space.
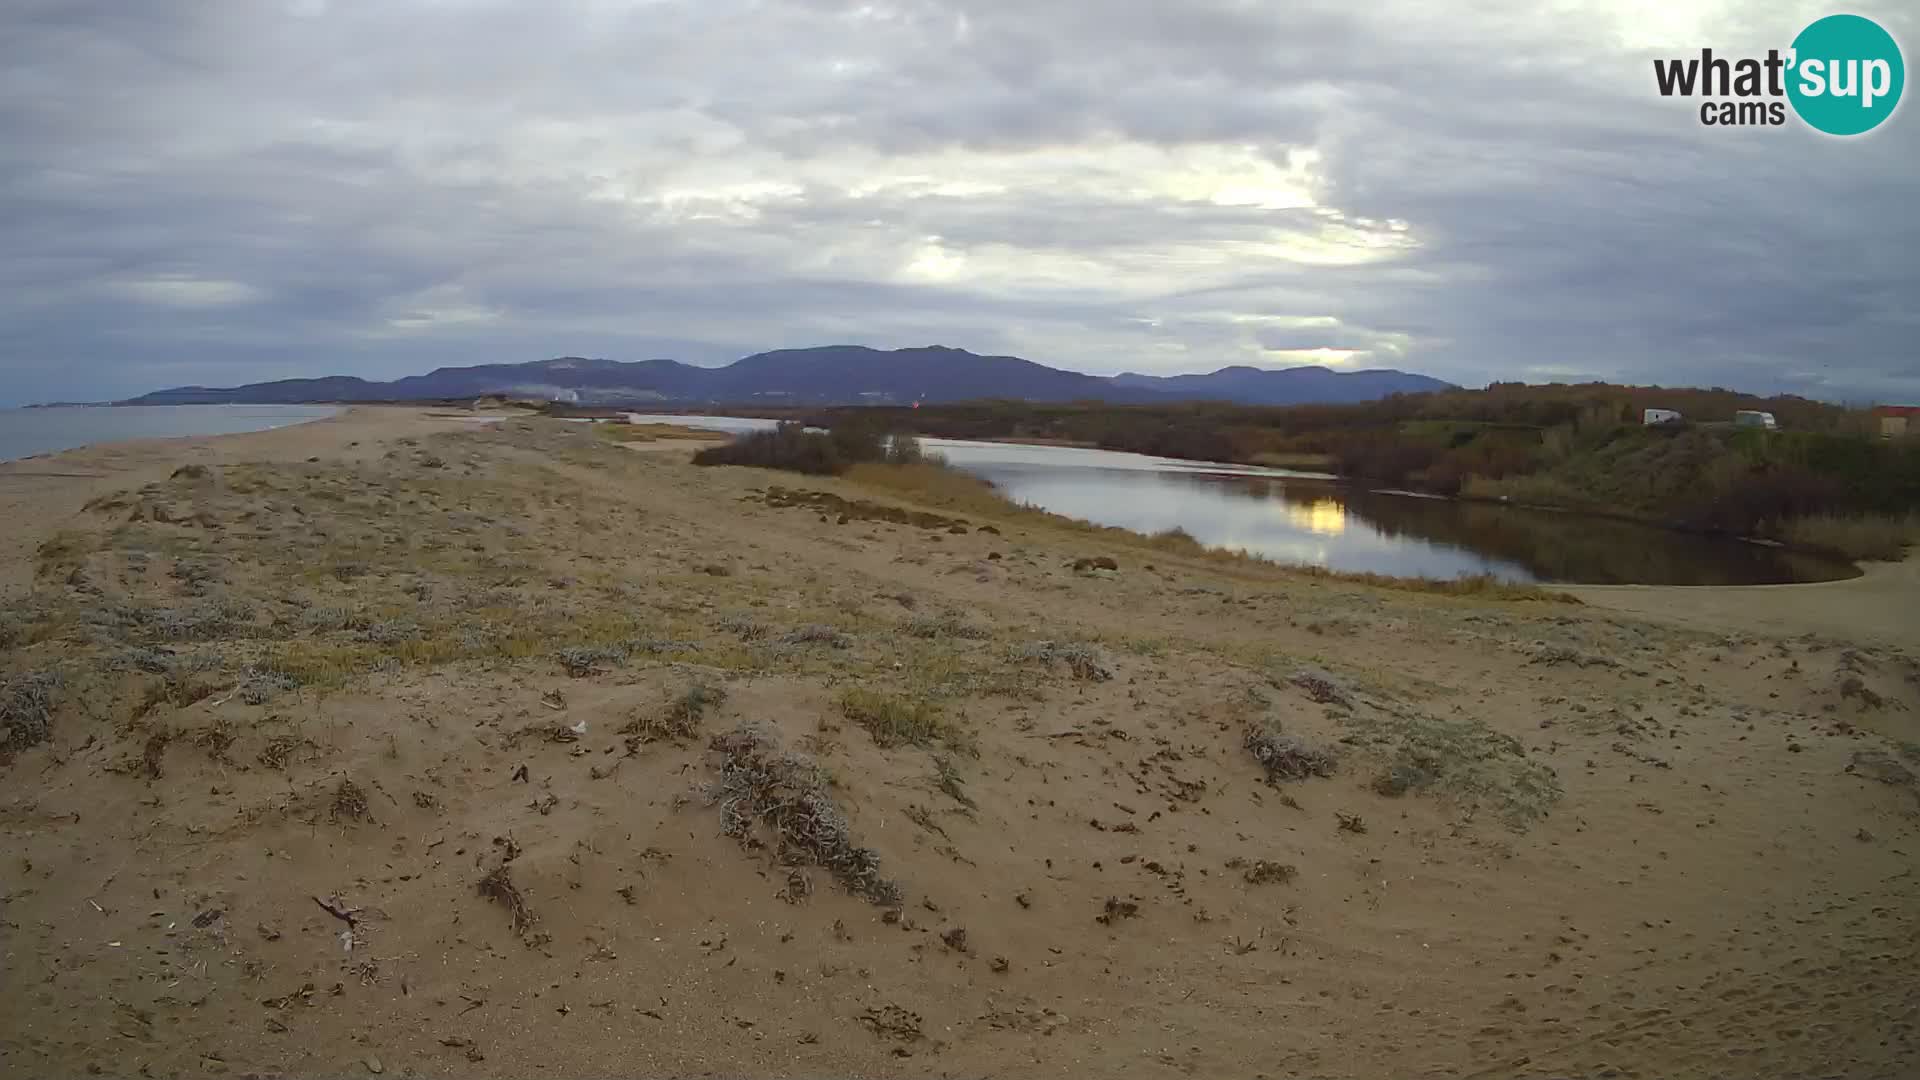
1287, 498, 1347, 537
627, 416, 1856, 585
923, 440, 1855, 585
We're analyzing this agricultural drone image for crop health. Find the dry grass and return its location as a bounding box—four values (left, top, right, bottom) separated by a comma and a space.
595, 422, 719, 443
1774, 512, 1920, 562
624, 682, 726, 746
843, 462, 1017, 518
782, 623, 853, 647
904, 612, 991, 640
555, 644, 627, 676
0, 595, 61, 651
256, 607, 650, 690
34, 530, 98, 574
706, 722, 902, 906
837, 687, 962, 750
1289, 567, 1583, 603
1230, 857, 1299, 884
1009, 640, 1113, 682
478, 864, 538, 939
1289, 667, 1350, 706
329, 777, 371, 822
0, 670, 59, 752
1244, 721, 1339, 782
257, 735, 307, 771
932, 755, 977, 810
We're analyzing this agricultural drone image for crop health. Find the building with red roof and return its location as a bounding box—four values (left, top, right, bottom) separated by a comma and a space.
1873, 404, 1920, 439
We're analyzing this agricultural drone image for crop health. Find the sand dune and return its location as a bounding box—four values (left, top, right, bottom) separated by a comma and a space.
3, 409, 1915, 1078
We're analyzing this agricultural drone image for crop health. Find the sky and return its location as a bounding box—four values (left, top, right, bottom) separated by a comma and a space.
2, 0, 1915, 406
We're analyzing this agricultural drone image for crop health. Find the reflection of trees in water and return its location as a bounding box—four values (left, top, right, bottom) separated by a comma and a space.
1205, 475, 1850, 585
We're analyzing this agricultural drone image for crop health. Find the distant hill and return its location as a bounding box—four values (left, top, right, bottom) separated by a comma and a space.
125, 347, 1455, 407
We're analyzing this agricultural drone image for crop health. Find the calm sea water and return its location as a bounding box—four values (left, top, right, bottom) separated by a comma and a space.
0, 404, 339, 463
626, 413, 1856, 585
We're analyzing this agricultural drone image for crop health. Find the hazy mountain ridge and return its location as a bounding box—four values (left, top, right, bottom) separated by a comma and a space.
125, 346, 1455, 407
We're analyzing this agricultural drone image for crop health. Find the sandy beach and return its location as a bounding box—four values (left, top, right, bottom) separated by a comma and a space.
2, 408, 1915, 1079
1571, 557, 1920, 651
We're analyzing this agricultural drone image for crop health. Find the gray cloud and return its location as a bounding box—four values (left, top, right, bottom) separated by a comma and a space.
1, 0, 1915, 405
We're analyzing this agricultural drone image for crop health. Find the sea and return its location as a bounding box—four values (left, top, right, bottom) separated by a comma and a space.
0, 404, 340, 463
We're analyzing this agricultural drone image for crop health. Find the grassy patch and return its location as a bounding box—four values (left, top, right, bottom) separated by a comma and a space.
0, 594, 63, 651
35, 530, 98, 574
259, 641, 386, 689
595, 422, 720, 443
843, 462, 1014, 518
904, 611, 991, 640
1290, 567, 1582, 603
257, 604, 653, 689
837, 687, 962, 750
1115, 635, 1169, 657
1340, 709, 1562, 828
759, 484, 968, 531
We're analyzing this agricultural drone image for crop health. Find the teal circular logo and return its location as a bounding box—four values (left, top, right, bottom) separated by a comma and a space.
1787, 14, 1904, 135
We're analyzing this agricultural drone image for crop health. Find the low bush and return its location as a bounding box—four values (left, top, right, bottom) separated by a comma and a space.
1244, 720, 1339, 781
1, 670, 59, 752
693, 422, 929, 477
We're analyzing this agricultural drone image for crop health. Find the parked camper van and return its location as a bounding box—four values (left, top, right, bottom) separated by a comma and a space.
1643, 408, 1683, 425
1733, 410, 1777, 430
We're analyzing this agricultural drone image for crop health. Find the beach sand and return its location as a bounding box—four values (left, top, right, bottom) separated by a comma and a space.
2, 408, 1914, 1078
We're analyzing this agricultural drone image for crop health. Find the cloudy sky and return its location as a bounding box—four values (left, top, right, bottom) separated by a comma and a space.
2, 0, 1914, 406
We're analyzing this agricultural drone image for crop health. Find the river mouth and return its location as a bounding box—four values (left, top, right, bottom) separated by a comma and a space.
627, 415, 1860, 586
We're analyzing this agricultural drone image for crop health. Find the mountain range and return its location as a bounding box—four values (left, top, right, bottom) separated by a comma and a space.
125, 345, 1454, 408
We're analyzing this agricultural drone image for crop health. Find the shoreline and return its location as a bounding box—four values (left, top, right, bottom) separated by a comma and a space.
0, 402, 346, 466
625, 409, 1883, 567
1569, 551, 1917, 648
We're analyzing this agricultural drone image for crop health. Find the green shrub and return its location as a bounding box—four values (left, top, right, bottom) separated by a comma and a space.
692, 422, 922, 477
